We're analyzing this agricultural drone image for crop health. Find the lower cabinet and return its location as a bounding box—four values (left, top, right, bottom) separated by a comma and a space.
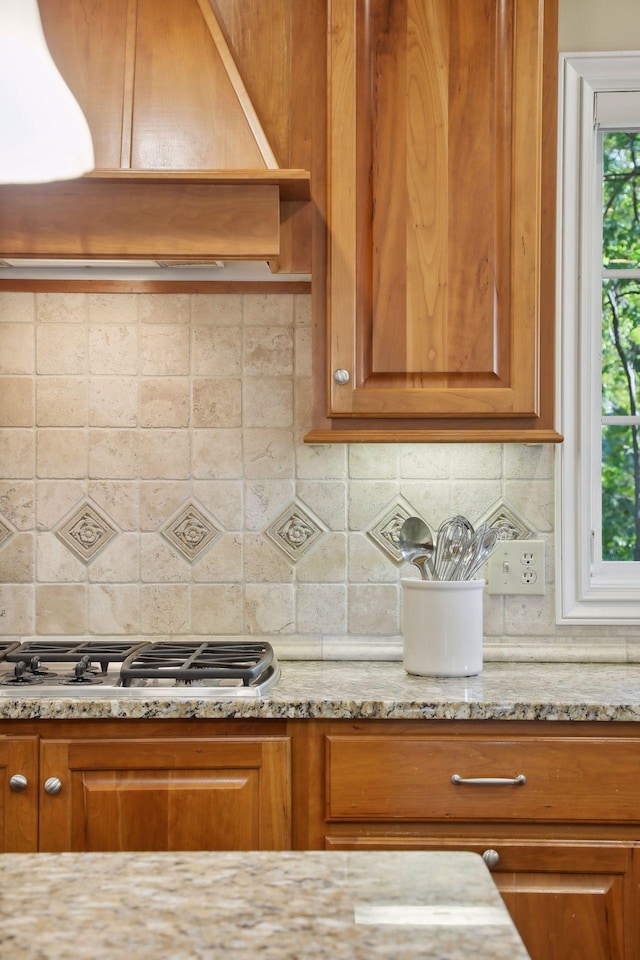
0, 735, 39, 851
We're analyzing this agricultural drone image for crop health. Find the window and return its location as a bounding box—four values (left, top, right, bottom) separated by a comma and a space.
557, 53, 640, 623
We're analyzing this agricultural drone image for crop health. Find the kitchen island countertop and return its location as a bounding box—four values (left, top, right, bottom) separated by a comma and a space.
0, 849, 529, 960
2, 659, 640, 721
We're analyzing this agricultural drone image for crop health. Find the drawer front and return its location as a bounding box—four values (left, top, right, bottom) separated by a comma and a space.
326, 736, 640, 822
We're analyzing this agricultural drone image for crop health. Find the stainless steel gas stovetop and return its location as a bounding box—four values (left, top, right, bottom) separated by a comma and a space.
0, 640, 280, 698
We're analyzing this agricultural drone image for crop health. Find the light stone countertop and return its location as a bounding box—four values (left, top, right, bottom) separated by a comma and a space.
2, 660, 640, 721
0, 850, 529, 960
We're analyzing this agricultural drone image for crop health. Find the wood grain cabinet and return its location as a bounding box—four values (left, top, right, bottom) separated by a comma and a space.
308, 0, 562, 442
295, 721, 640, 960
0, 736, 39, 851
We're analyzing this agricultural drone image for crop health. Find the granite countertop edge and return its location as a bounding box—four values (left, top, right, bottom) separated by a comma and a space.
2, 660, 640, 721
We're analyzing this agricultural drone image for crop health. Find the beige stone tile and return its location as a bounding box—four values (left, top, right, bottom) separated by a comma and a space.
140, 583, 190, 633
140, 326, 190, 375
37, 428, 86, 479
450, 481, 503, 527
89, 326, 137, 375
297, 583, 347, 634
243, 377, 292, 428
0, 429, 34, 479
0, 481, 34, 529
296, 440, 347, 480
139, 481, 190, 531
294, 326, 312, 378
348, 481, 398, 531
36, 324, 85, 375
243, 293, 294, 326
87, 293, 138, 324
0, 584, 34, 635
140, 429, 191, 479
245, 480, 293, 530
192, 327, 242, 376
349, 533, 397, 583
139, 293, 190, 324
296, 481, 346, 531
243, 327, 293, 376
89, 584, 140, 634
191, 534, 242, 583
449, 444, 502, 480
88, 481, 139, 532
483, 591, 505, 637
0, 533, 34, 582
192, 480, 242, 531
294, 380, 312, 431
88, 429, 138, 479
399, 444, 451, 479
192, 429, 242, 479
36, 292, 87, 323
504, 592, 557, 636
141, 534, 190, 582
35, 480, 85, 530
243, 533, 294, 582
244, 583, 294, 634
0, 292, 34, 323
193, 378, 242, 428
140, 379, 190, 427
0, 378, 33, 426
503, 480, 555, 533
243, 429, 294, 479
348, 583, 399, 635
294, 294, 311, 327
192, 584, 243, 634
190, 294, 242, 325
504, 444, 556, 480
89, 377, 138, 427
399, 481, 451, 531
0, 323, 34, 374
36, 532, 87, 582
348, 444, 399, 480
89, 534, 139, 583
36, 377, 85, 426
296, 533, 347, 583
36, 583, 87, 634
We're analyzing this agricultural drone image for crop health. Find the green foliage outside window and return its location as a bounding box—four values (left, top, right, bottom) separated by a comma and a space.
602, 132, 640, 560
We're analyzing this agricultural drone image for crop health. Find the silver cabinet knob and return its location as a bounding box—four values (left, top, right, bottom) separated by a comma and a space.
43, 777, 62, 796
482, 849, 500, 869
9, 774, 28, 793
333, 368, 350, 384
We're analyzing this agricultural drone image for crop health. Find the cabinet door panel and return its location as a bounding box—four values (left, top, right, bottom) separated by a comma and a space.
0, 737, 39, 852
40, 737, 290, 852
325, 836, 633, 960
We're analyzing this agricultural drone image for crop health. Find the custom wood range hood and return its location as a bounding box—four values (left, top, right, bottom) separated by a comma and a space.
0, 0, 312, 274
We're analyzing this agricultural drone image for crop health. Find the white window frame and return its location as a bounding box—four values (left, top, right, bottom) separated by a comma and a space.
557, 52, 640, 624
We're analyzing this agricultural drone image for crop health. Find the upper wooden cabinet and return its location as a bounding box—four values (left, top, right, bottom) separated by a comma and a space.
307, 0, 562, 441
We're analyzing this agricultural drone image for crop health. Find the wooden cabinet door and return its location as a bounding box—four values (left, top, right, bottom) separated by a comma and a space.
0, 736, 39, 851
326, 836, 635, 960
39, 737, 291, 852
313, 0, 561, 442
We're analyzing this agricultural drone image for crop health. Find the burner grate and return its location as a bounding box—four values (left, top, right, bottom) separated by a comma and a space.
5, 640, 150, 672
120, 641, 274, 686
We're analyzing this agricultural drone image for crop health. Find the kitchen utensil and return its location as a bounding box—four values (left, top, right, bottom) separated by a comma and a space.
451, 523, 498, 581
398, 516, 434, 580
433, 515, 473, 580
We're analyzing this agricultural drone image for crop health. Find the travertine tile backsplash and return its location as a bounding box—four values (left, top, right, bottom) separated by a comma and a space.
0, 289, 638, 661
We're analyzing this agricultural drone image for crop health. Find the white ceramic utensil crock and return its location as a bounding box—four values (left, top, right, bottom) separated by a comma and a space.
401, 578, 484, 677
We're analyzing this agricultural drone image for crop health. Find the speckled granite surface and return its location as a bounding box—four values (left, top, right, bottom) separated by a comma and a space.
0, 850, 529, 960
2, 660, 640, 721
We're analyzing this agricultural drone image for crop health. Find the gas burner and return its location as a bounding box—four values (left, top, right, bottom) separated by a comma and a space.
120, 640, 275, 688
58, 657, 104, 686
5, 640, 149, 674
0, 661, 45, 686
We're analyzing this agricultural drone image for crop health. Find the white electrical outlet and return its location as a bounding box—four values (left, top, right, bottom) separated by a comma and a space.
487, 540, 546, 596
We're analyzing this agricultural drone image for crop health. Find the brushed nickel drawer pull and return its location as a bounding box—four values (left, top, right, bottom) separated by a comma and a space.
451, 774, 527, 786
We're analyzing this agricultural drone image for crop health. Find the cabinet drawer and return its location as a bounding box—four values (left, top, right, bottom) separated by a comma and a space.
326, 736, 640, 822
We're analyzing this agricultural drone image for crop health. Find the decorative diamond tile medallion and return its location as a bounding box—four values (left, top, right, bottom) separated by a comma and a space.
265, 500, 326, 562
367, 496, 426, 563
161, 500, 222, 562
55, 500, 118, 563
476, 498, 534, 541
0, 515, 13, 551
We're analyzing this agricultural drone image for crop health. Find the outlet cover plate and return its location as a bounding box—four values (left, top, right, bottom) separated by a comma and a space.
487, 539, 546, 596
